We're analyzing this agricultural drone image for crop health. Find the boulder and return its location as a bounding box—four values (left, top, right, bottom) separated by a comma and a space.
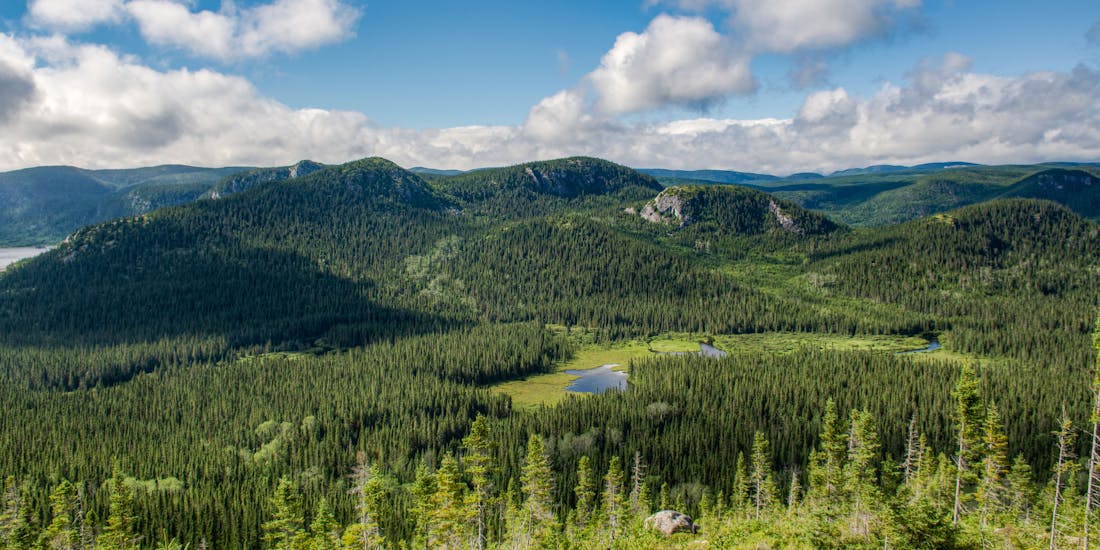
644, 510, 699, 535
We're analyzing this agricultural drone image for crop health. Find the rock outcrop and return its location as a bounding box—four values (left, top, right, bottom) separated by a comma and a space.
644, 510, 699, 536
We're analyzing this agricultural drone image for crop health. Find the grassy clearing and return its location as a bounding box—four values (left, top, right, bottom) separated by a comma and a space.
493, 331, 939, 411
712, 332, 931, 354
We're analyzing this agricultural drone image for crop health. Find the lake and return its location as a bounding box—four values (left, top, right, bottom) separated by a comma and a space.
0, 247, 49, 271
565, 364, 628, 394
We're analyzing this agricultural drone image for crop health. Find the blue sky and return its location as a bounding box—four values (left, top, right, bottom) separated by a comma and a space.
0, 0, 1097, 173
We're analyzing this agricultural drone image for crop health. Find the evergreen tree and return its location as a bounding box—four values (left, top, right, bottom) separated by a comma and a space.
603, 455, 625, 546
462, 414, 496, 550
39, 479, 78, 550
572, 456, 596, 529
262, 477, 307, 550
977, 402, 1010, 526
98, 469, 140, 550
952, 364, 983, 524
750, 431, 773, 519
428, 453, 468, 549
308, 499, 340, 550
731, 452, 748, 514
407, 462, 437, 548
1007, 454, 1035, 522
519, 435, 555, 547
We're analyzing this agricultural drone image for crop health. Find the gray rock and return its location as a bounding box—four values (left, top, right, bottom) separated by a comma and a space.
644, 510, 699, 536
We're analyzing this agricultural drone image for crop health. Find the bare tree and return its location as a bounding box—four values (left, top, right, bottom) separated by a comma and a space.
1050, 406, 1077, 550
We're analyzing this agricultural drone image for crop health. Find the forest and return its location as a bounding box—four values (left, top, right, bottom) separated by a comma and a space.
0, 156, 1098, 548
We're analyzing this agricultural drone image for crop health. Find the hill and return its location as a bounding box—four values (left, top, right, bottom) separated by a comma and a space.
636, 184, 840, 236
437, 157, 662, 218
0, 164, 248, 245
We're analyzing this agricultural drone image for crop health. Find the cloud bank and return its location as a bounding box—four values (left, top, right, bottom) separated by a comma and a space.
0, 32, 1097, 175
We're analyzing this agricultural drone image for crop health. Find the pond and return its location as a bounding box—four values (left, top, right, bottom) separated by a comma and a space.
565, 364, 627, 394
0, 247, 49, 271
897, 339, 942, 354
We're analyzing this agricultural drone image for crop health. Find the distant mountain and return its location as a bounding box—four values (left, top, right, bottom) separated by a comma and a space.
997, 168, 1100, 218
829, 162, 978, 177
0, 164, 248, 245
409, 167, 465, 177
766, 164, 1100, 226
638, 168, 779, 185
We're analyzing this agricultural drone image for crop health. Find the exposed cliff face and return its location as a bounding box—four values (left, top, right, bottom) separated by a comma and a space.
207, 160, 325, 199
638, 184, 839, 236
639, 190, 688, 226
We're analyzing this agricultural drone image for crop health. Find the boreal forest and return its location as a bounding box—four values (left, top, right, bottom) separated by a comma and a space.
1, 156, 1099, 549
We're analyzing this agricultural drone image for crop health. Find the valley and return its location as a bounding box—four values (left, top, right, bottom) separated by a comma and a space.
0, 156, 1096, 548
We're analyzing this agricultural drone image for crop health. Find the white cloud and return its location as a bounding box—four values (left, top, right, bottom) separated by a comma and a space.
126, 0, 361, 60
587, 14, 754, 114
0, 36, 1097, 177
657, 0, 920, 53
27, 0, 126, 31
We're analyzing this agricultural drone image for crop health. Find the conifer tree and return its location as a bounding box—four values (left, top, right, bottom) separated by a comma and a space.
308, 499, 340, 550
98, 469, 140, 550
977, 402, 1009, 527
603, 455, 625, 545
1007, 455, 1035, 522
750, 431, 773, 519
952, 364, 982, 524
408, 462, 437, 548
262, 477, 307, 550
428, 453, 468, 549
462, 415, 496, 550
520, 435, 555, 547
732, 452, 748, 514
39, 479, 78, 550
573, 456, 596, 528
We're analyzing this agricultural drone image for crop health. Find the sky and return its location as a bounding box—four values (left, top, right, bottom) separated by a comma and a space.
0, 0, 1097, 174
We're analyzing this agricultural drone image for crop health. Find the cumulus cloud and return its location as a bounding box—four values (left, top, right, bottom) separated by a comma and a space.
656, 0, 921, 53
28, 0, 361, 60
126, 0, 361, 60
587, 15, 754, 113
1088, 19, 1100, 45
0, 34, 1097, 176
27, 0, 126, 31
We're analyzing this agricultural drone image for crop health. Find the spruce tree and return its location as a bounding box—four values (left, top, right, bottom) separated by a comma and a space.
308, 498, 340, 550
977, 402, 1009, 527
952, 364, 982, 524
573, 456, 596, 528
428, 453, 468, 549
462, 414, 496, 550
98, 469, 140, 550
519, 434, 556, 546
262, 477, 307, 550
603, 455, 625, 546
750, 431, 773, 519
39, 479, 78, 550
